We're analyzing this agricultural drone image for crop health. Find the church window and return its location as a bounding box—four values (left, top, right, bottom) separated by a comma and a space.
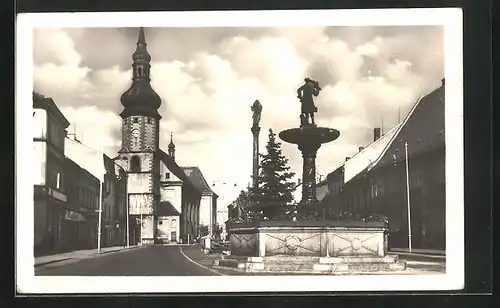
147, 117, 152, 124
130, 156, 141, 172
137, 66, 143, 77
133, 117, 139, 123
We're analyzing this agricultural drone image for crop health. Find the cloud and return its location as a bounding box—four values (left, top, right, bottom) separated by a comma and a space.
61, 106, 122, 156
33, 26, 444, 205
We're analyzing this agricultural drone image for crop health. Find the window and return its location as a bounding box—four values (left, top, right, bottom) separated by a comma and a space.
137, 66, 143, 77
159, 220, 163, 225
130, 156, 141, 172
134, 117, 139, 123
147, 118, 152, 124
56, 172, 61, 190
165, 172, 170, 179
371, 184, 378, 198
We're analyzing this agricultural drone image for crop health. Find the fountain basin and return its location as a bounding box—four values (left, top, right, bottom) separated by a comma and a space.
227, 220, 389, 258
218, 220, 407, 274
279, 126, 340, 145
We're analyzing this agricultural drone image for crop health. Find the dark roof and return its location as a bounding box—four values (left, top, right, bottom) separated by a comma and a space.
33, 92, 70, 128
157, 201, 181, 216
103, 154, 116, 176
374, 84, 445, 169
158, 150, 201, 196
181, 166, 218, 197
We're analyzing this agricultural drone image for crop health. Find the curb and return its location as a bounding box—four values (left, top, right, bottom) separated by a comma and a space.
34, 246, 141, 268
35, 257, 72, 268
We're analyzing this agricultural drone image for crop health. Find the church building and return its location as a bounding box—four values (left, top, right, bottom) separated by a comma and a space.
113, 27, 207, 245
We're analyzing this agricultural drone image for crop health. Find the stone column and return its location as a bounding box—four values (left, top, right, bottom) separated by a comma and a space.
251, 125, 260, 188
298, 142, 321, 204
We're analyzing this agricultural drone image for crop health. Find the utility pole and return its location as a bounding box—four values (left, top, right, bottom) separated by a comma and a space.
405, 142, 412, 252
97, 181, 103, 253
126, 190, 130, 248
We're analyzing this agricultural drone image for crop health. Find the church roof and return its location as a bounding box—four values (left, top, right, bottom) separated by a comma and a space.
158, 150, 201, 196
181, 166, 218, 197
157, 201, 181, 216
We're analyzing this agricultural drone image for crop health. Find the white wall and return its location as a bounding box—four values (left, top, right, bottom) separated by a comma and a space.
33, 109, 47, 139
156, 216, 180, 242
33, 142, 47, 186
199, 195, 212, 227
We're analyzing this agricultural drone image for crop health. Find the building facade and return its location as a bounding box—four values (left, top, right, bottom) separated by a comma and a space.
114, 27, 202, 245
182, 166, 218, 237
65, 136, 128, 248
317, 80, 446, 250
33, 92, 70, 256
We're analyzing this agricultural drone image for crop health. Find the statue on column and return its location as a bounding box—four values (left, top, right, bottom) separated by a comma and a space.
251, 100, 262, 129
297, 78, 321, 127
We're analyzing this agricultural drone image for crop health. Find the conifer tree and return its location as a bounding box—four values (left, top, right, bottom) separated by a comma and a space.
250, 129, 295, 220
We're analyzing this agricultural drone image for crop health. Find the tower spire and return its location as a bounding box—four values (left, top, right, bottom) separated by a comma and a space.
168, 132, 176, 160
138, 27, 146, 44
119, 27, 161, 119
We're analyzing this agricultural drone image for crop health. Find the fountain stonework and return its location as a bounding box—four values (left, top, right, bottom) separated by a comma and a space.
218, 78, 406, 274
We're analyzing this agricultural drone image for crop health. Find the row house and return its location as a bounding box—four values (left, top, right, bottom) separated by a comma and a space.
317, 79, 446, 250
65, 136, 128, 249
63, 157, 100, 251
33, 92, 70, 256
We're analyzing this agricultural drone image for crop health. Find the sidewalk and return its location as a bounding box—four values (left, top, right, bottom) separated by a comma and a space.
35, 245, 141, 267
390, 248, 446, 255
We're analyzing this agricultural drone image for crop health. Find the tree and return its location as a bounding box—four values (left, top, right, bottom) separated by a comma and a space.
199, 224, 209, 237
250, 129, 295, 220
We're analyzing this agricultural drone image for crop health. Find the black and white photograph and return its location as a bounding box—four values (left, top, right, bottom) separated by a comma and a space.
16, 9, 464, 293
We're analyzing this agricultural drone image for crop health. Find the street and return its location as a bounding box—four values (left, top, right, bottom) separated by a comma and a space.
35, 244, 445, 276
35, 245, 220, 276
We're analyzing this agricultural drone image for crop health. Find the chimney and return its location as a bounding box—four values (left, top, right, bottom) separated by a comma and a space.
441, 78, 445, 87
345, 157, 351, 161
359, 147, 365, 152
374, 128, 381, 142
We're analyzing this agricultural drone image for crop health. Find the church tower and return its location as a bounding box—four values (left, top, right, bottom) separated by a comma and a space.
168, 132, 175, 161
117, 27, 161, 245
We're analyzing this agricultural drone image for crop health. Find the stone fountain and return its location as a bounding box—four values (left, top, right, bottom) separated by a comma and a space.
217, 78, 406, 274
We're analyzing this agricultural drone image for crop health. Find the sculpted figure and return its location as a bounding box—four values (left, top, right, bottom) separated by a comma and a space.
251, 100, 263, 128
297, 78, 321, 126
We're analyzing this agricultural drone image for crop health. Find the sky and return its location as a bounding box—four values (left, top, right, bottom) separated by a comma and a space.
33, 26, 444, 203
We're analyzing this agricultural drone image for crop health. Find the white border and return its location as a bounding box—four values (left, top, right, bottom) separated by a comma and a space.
16, 8, 464, 293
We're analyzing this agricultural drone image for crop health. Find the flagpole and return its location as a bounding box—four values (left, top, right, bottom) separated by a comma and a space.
405, 142, 412, 253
